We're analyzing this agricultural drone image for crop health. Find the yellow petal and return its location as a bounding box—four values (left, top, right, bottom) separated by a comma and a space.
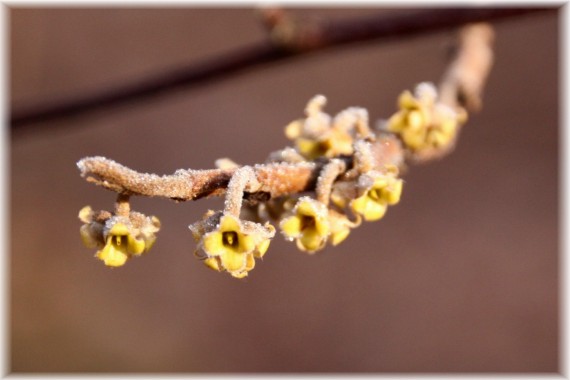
402, 128, 425, 149
231, 271, 248, 279
297, 229, 325, 252
331, 227, 350, 246
326, 131, 354, 156
387, 113, 405, 132
245, 253, 255, 271
284, 119, 303, 139
363, 200, 388, 222
96, 241, 129, 267
204, 257, 221, 272
280, 216, 302, 238
439, 118, 458, 135
398, 91, 417, 109
407, 110, 424, 131
314, 218, 330, 237
219, 215, 241, 233
78, 206, 93, 223
126, 235, 146, 255
254, 239, 271, 259
296, 138, 321, 158
384, 179, 403, 205
351, 195, 370, 216
238, 233, 255, 254
297, 200, 318, 217
220, 250, 246, 272
428, 130, 452, 147
109, 223, 129, 236
203, 231, 226, 256
352, 196, 388, 222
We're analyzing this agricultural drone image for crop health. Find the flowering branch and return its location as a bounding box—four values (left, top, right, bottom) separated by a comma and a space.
77, 22, 495, 278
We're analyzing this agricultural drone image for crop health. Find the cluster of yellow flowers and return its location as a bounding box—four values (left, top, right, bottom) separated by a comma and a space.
186, 95, 403, 277
386, 82, 467, 153
78, 83, 465, 279
79, 205, 160, 267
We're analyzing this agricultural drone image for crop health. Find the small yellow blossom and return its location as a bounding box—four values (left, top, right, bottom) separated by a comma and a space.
387, 82, 466, 152
96, 223, 145, 267
294, 129, 354, 160
280, 197, 330, 253
78, 206, 160, 268
202, 214, 256, 272
351, 174, 403, 222
191, 212, 275, 278
284, 95, 355, 160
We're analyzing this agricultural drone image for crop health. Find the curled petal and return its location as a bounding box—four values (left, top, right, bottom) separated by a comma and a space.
255, 239, 271, 259
398, 90, 417, 109
204, 257, 222, 272
78, 206, 93, 223
220, 249, 247, 272
285, 119, 304, 139
330, 227, 350, 246
385, 180, 403, 205
203, 231, 226, 256
297, 229, 326, 252
280, 216, 302, 238
245, 253, 255, 271
352, 196, 388, 222
126, 235, 146, 255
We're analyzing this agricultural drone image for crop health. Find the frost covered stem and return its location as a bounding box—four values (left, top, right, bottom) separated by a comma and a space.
77, 136, 404, 203
316, 159, 346, 205
439, 22, 495, 111
77, 156, 234, 201
115, 193, 131, 217
223, 166, 260, 217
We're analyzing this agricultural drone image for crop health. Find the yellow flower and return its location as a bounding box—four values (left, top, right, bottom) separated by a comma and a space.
202, 214, 256, 273
387, 83, 465, 152
96, 223, 145, 267
192, 212, 275, 278
280, 197, 330, 253
294, 128, 354, 160
78, 206, 160, 268
351, 174, 403, 222
284, 95, 355, 160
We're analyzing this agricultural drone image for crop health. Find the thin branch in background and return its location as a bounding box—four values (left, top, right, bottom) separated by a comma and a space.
11, 7, 552, 133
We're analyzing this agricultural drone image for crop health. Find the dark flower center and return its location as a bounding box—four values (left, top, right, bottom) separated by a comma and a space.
112, 235, 124, 246
223, 231, 239, 248
300, 215, 316, 231
369, 188, 383, 201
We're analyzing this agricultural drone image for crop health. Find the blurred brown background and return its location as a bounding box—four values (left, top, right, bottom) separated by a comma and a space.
9, 7, 559, 373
